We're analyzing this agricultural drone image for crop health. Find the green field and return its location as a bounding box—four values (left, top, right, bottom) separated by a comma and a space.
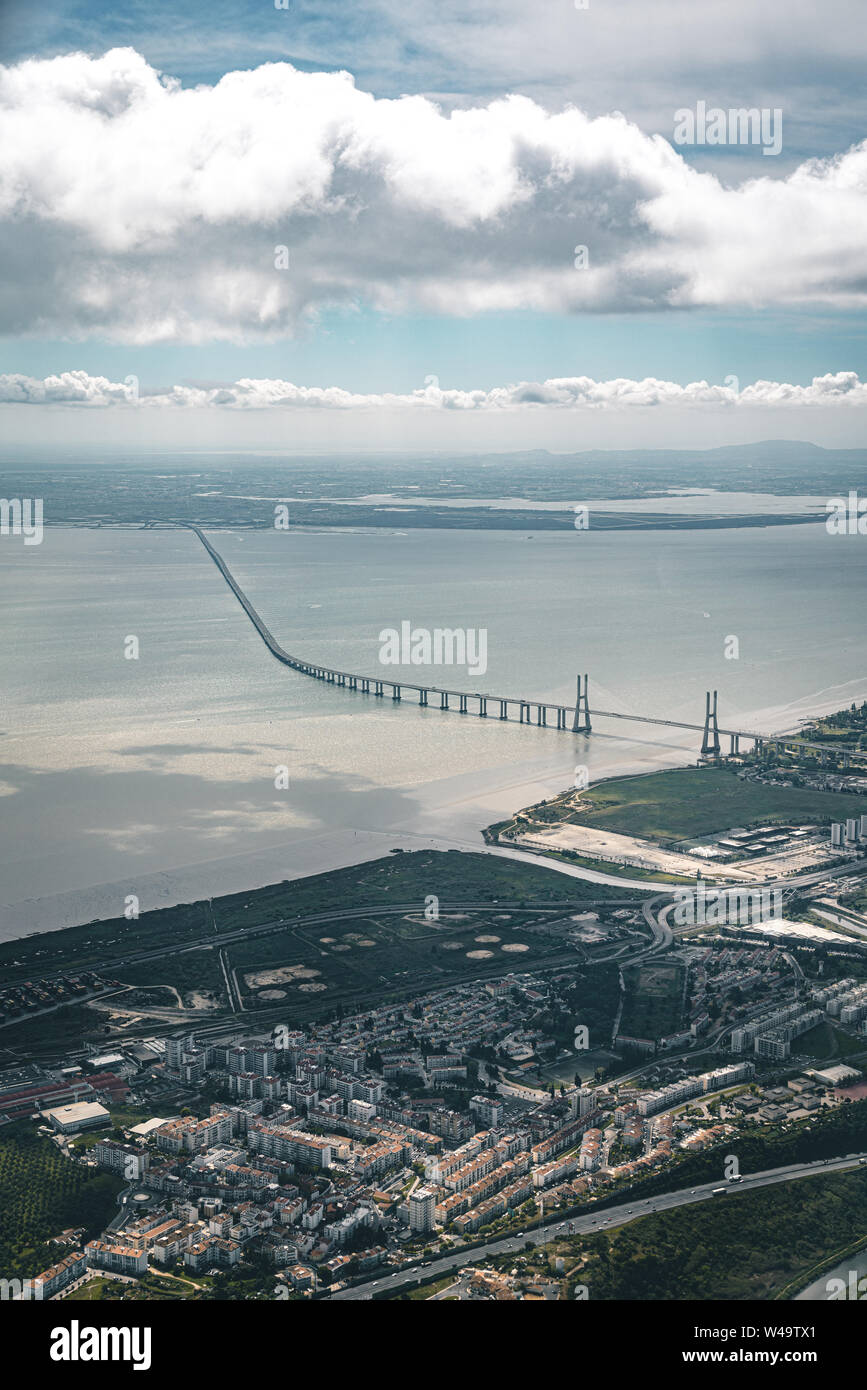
230, 903, 575, 1013
66, 1271, 207, 1301
563, 767, 866, 844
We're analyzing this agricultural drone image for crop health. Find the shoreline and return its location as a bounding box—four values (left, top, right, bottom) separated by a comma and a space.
3, 686, 862, 947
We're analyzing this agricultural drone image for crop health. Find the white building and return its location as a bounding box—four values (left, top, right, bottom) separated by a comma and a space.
470, 1094, 504, 1129
43, 1101, 110, 1134
93, 1139, 149, 1179
409, 1187, 437, 1234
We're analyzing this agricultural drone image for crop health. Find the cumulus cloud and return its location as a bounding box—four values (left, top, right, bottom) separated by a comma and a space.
2, 369, 865, 412
0, 49, 866, 342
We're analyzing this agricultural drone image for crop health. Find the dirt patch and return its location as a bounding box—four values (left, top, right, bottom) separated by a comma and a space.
187, 991, 218, 1010
244, 965, 322, 987
467, 950, 494, 959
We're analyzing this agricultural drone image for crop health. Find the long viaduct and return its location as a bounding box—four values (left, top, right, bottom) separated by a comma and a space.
186, 525, 860, 763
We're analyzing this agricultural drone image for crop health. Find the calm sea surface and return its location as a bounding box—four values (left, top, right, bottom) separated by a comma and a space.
1, 523, 865, 938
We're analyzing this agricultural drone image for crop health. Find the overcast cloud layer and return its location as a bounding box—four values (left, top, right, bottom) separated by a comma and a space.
3, 369, 866, 412
4, 0, 867, 164
1, 48, 866, 345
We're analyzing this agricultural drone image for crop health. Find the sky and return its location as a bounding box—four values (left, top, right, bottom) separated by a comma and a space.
0, 0, 865, 451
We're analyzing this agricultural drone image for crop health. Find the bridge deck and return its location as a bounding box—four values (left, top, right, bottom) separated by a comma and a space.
187, 526, 860, 755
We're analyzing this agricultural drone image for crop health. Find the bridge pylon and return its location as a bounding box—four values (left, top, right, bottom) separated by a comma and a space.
571, 673, 592, 734
701, 689, 721, 757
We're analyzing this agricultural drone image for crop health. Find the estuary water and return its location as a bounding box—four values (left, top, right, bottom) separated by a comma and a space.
0, 522, 865, 939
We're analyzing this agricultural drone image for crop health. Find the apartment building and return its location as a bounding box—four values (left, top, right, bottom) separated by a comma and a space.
85, 1240, 148, 1277
155, 1110, 234, 1155
248, 1124, 335, 1170
25, 1250, 87, 1300
409, 1186, 437, 1234
93, 1138, 149, 1179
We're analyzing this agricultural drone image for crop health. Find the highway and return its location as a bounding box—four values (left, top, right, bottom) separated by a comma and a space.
328, 1152, 867, 1299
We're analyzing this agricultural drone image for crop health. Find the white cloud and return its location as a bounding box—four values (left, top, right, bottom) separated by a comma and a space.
2, 369, 865, 411
0, 49, 866, 342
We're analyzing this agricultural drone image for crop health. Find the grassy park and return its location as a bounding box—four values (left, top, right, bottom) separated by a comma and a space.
530, 766, 866, 845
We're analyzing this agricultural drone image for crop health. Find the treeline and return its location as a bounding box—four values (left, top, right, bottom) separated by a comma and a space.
569, 1169, 867, 1300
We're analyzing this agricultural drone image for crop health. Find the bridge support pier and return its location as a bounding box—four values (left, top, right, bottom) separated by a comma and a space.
701, 690, 721, 757
571, 674, 592, 733
499, 700, 508, 720
375, 681, 384, 697
419, 689, 428, 706
479, 696, 487, 716
729, 733, 739, 755
361, 678, 370, 693
440, 692, 449, 710
459, 694, 468, 713
392, 685, 401, 701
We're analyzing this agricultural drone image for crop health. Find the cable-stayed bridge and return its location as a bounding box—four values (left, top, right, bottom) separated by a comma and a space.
187, 525, 862, 762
